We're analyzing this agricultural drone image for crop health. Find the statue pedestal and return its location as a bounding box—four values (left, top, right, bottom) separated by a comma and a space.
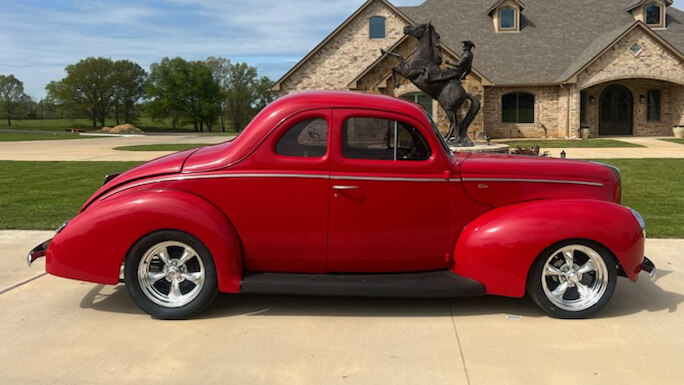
449, 143, 509, 154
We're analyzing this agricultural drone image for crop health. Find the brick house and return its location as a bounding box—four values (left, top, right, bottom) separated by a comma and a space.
273, 0, 684, 140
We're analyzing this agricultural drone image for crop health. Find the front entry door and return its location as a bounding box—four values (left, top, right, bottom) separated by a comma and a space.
326, 109, 450, 273
599, 85, 633, 136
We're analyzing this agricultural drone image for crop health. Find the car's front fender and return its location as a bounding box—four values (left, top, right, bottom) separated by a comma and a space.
452, 199, 645, 297
47, 189, 243, 293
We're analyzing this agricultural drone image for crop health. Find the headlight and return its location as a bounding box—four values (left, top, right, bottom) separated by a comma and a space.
628, 208, 646, 232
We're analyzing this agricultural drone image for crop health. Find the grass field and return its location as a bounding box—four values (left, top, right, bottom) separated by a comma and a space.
660, 138, 684, 145
0, 161, 141, 230
114, 143, 214, 152
0, 117, 237, 133
504, 139, 643, 148
1, 159, 682, 237
0, 131, 104, 141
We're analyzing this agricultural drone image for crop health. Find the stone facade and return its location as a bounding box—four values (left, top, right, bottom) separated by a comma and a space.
275, 1, 684, 139
276, 1, 407, 95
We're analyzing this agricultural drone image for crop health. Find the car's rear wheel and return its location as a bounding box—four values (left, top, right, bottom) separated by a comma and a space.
125, 230, 218, 319
527, 241, 617, 319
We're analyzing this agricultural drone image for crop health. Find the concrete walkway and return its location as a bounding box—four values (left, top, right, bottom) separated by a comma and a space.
1, 230, 683, 384
0, 134, 231, 161
542, 137, 684, 159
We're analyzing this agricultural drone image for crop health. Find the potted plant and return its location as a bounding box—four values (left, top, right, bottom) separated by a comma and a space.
674, 125, 684, 139
580, 125, 591, 140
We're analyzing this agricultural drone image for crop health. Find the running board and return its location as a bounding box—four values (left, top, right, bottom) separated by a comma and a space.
240, 270, 485, 298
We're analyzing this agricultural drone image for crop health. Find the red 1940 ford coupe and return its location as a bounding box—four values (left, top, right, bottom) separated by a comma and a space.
28, 91, 654, 319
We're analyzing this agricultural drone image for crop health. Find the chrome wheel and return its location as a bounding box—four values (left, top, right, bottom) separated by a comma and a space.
137, 240, 205, 308
541, 244, 609, 312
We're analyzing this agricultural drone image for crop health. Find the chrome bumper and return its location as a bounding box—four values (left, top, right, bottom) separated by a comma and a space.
641, 257, 656, 282
27, 239, 51, 267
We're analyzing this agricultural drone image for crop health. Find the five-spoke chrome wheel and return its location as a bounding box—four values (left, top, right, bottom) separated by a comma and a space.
125, 230, 217, 319
541, 245, 608, 312
138, 241, 205, 308
528, 241, 617, 318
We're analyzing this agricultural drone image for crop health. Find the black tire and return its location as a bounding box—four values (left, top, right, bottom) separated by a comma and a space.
125, 230, 218, 319
527, 240, 617, 319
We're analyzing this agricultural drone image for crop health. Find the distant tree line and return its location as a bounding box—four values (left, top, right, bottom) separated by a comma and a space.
0, 56, 275, 132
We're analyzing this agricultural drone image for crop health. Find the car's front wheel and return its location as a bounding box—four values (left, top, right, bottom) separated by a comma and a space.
527, 241, 617, 319
125, 230, 218, 319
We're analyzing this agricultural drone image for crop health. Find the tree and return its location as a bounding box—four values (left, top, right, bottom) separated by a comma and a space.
222, 62, 275, 132
46, 57, 146, 128
112, 60, 146, 125
0, 74, 29, 126
146, 57, 222, 132
206, 57, 232, 132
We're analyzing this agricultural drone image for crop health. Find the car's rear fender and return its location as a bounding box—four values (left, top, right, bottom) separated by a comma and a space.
46, 190, 243, 293
452, 199, 645, 297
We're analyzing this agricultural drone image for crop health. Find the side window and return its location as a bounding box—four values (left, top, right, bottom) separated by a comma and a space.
342, 117, 430, 161
276, 118, 328, 157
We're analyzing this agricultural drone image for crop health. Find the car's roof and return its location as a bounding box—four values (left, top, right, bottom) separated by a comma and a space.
183, 90, 432, 172
269, 90, 428, 116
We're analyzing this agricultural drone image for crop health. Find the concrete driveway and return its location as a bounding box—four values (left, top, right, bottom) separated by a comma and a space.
1, 231, 682, 384
0, 134, 231, 161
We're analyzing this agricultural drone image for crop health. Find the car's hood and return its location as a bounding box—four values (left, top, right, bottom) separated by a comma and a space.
460, 153, 620, 206
80, 149, 198, 211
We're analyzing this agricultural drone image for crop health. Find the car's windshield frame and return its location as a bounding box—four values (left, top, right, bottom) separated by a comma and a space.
426, 113, 453, 156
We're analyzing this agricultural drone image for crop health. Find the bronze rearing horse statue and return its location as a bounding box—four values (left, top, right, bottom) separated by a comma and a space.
381, 23, 479, 147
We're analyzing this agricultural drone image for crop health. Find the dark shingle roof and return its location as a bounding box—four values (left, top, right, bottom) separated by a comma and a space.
398, 0, 684, 85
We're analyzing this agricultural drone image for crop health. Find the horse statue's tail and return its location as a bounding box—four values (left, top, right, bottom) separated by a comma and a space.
457, 93, 481, 137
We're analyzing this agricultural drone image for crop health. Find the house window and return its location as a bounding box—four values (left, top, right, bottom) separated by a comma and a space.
343, 117, 430, 161
400, 92, 433, 117
647, 89, 661, 122
276, 118, 328, 157
500, 8, 517, 30
645, 4, 662, 26
502, 92, 535, 124
369, 16, 386, 39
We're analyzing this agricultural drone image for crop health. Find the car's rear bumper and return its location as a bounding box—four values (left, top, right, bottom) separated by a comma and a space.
27, 238, 51, 266
641, 257, 657, 282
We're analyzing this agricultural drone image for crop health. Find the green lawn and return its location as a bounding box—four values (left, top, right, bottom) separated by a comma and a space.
0, 131, 104, 142
659, 138, 684, 145
0, 161, 141, 230
114, 143, 215, 152
591, 159, 684, 238
1, 159, 682, 237
0, 117, 237, 134
504, 139, 643, 148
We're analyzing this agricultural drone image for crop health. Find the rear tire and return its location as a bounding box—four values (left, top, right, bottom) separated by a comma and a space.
527, 241, 617, 319
125, 230, 218, 319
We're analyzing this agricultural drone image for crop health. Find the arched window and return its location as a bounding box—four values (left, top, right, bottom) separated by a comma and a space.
502, 92, 535, 123
400, 92, 433, 117
645, 4, 663, 26
499, 7, 517, 30
369, 16, 386, 39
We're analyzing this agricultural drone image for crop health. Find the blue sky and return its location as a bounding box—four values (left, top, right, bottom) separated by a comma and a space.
1, 0, 682, 99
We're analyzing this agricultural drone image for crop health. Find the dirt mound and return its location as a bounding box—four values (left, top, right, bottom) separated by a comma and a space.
100, 124, 143, 134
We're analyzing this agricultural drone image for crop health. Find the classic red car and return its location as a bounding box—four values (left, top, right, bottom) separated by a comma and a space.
28, 91, 654, 319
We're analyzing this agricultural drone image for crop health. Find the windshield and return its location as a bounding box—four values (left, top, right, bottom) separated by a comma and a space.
427, 113, 453, 155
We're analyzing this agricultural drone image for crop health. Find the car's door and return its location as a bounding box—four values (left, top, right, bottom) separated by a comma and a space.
326, 108, 450, 273
205, 109, 331, 273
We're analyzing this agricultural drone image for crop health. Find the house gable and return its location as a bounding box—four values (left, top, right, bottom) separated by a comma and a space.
576, 23, 684, 89
272, 0, 412, 94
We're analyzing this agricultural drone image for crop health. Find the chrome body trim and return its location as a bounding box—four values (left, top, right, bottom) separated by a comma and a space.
100, 173, 448, 200
462, 178, 604, 187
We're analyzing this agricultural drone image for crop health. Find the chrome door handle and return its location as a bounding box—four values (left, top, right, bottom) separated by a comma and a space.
332, 185, 359, 190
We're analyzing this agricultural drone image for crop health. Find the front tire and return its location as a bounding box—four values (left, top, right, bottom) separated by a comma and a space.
527, 241, 617, 319
125, 230, 218, 319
